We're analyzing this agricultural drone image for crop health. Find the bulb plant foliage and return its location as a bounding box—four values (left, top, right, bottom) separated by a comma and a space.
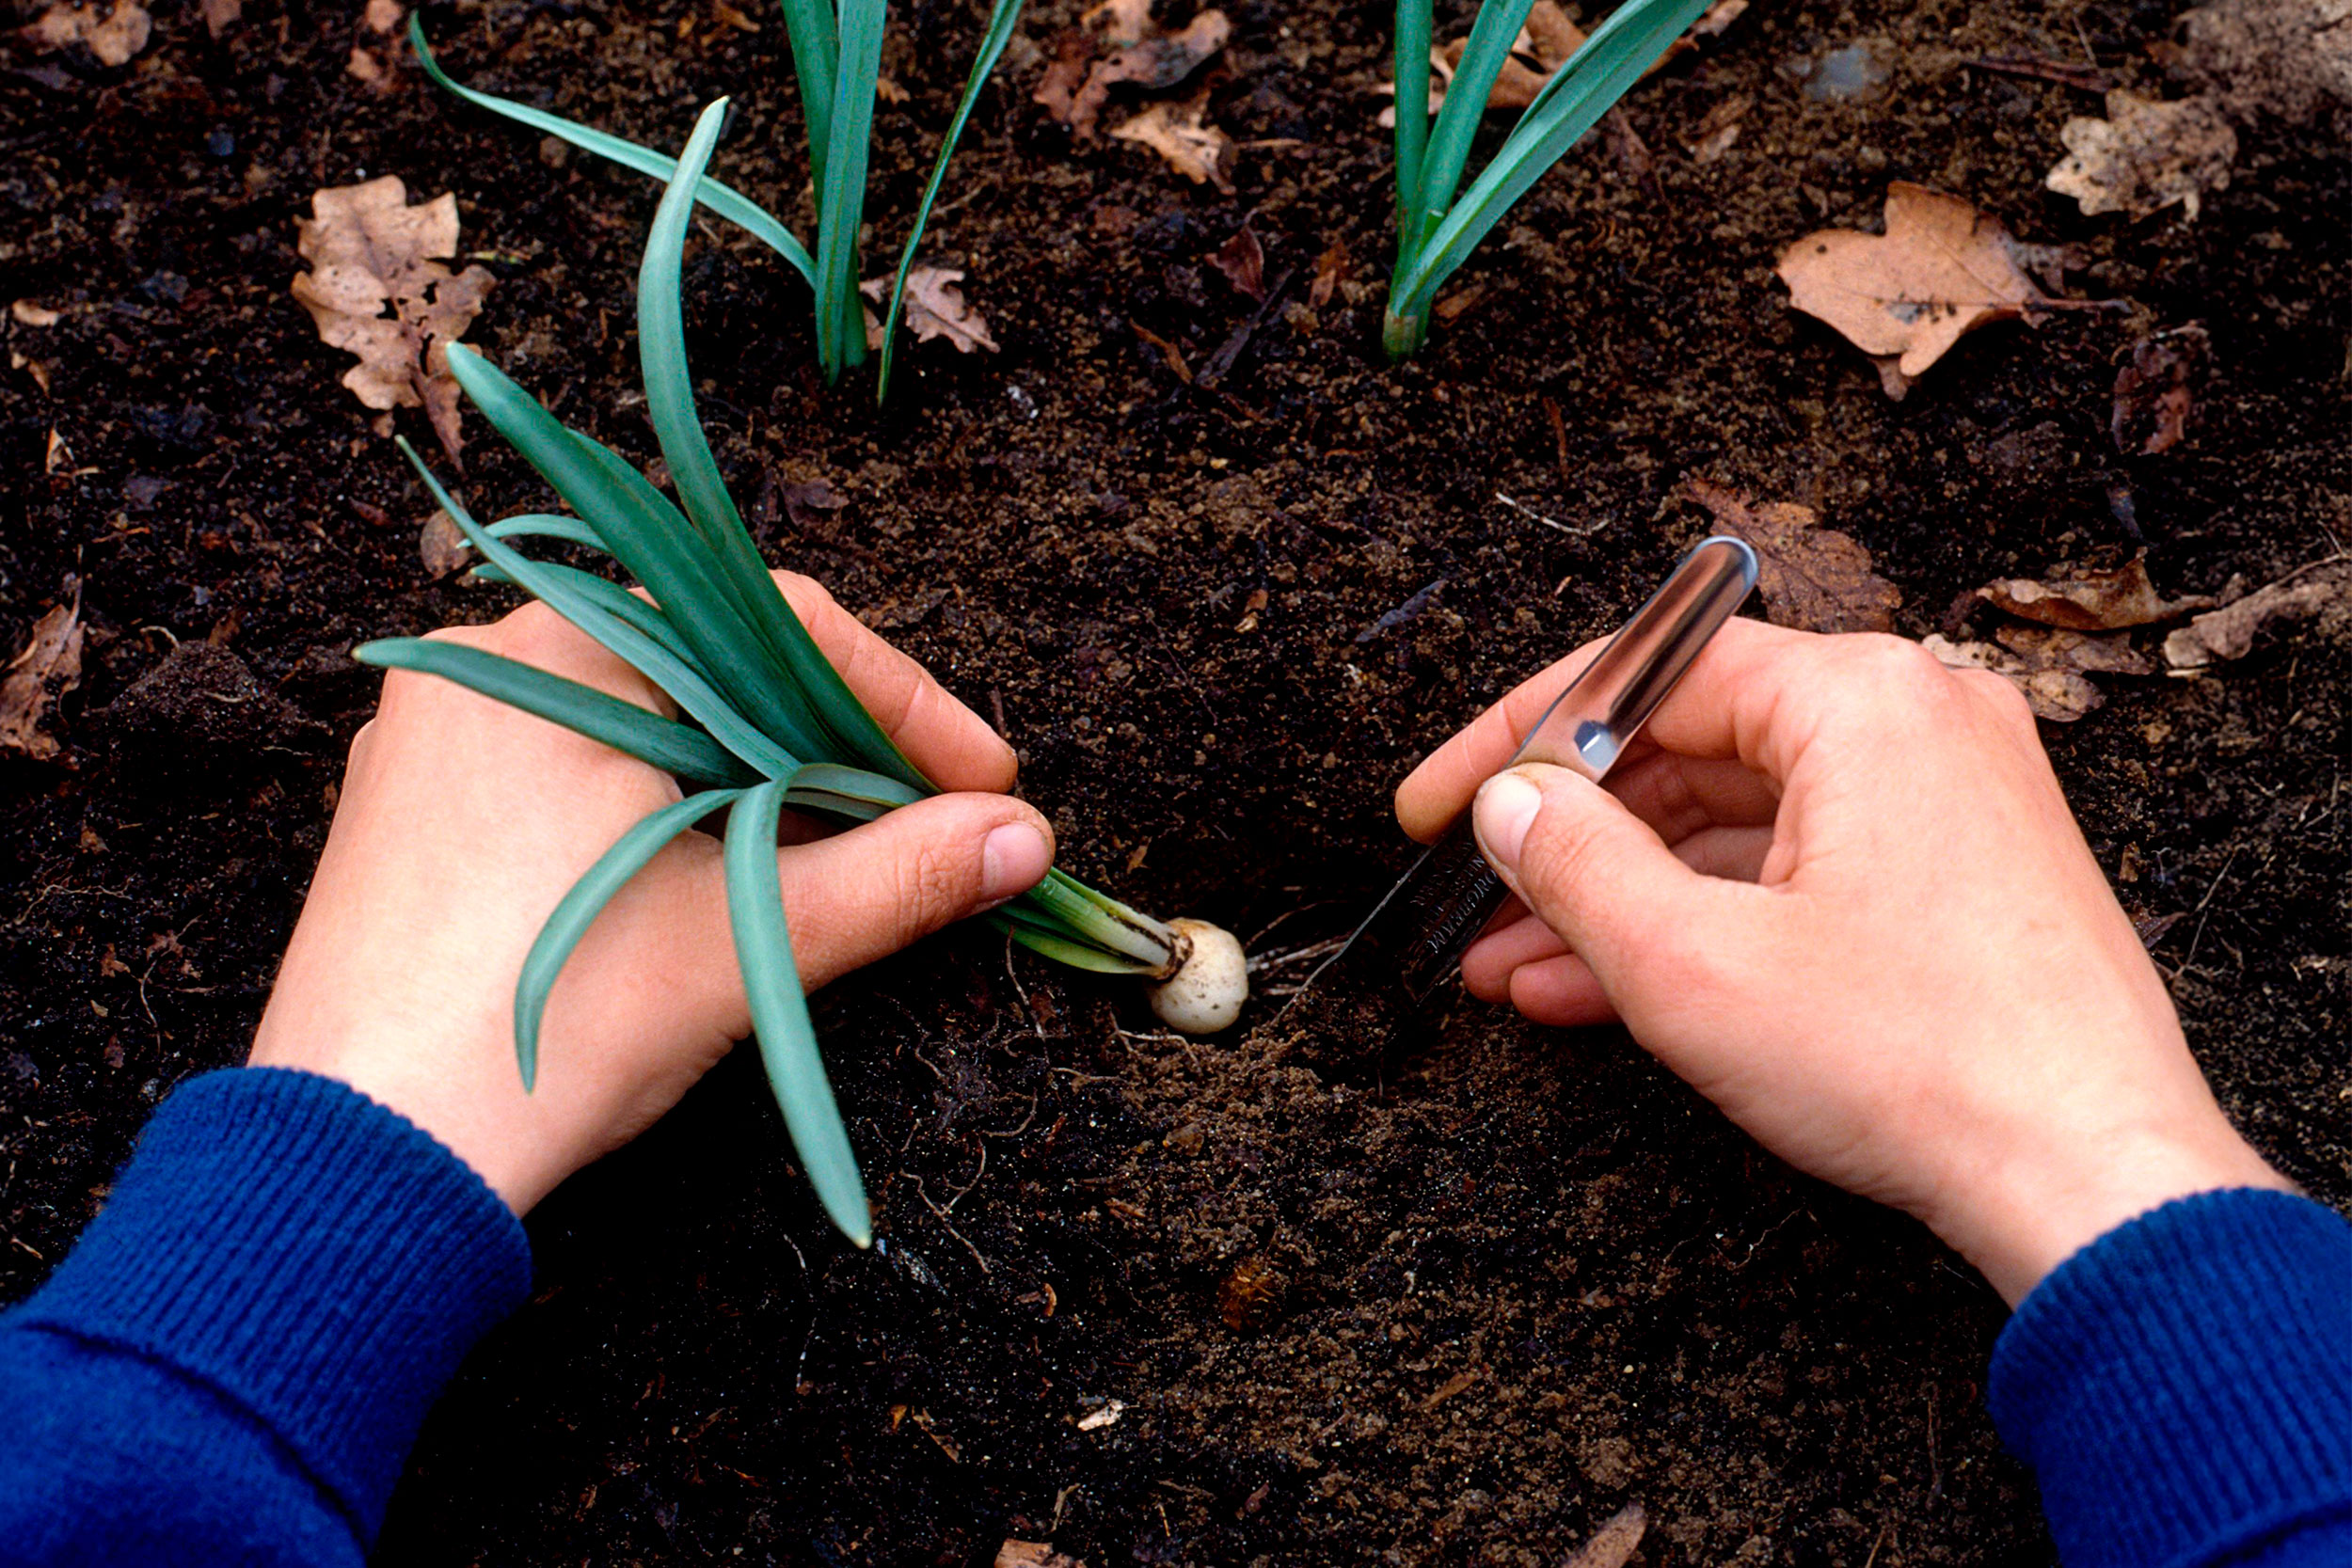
408, 0, 1020, 399
1386, 0, 1712, 359
358, 102, 1196, 1245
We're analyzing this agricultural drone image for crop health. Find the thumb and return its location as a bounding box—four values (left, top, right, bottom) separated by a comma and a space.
1471, 763, 1744, 1011
775, 792, 1057, 992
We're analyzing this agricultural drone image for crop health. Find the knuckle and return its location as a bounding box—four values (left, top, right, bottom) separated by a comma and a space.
893, 836, 970, 927
487, 600, 573, 659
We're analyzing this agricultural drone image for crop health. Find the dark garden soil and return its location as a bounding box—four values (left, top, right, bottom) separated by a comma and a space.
2, 0, 2347, 1559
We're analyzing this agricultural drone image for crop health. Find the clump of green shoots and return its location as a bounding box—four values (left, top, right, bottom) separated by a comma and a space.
1386, 0, 1712, 359
358, 103, 1245, 1245
409, 0, 1019, 398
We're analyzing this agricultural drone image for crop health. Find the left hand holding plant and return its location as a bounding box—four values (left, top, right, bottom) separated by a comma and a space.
248, 580, 1053, 1217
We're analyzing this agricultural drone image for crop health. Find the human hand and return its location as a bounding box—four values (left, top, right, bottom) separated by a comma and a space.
1396, 617, 2289, 1303
250, 575, 1054, 1216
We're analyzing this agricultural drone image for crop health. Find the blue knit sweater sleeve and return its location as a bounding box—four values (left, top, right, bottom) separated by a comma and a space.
1990, 1187, 2352, 1568
0, 1068, 531, 1566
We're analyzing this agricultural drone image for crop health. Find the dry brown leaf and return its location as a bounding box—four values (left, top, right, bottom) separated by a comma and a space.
2113, 327, 2206, 454
11, 300, 61, 328
24, 0, 151, 65
1692, 0, 1747, 37
2047, 91, 2237, 221
291, 176, 495, 467
1110, 95, 1234, 191
1213, 227, 1265, 300
1080, 0, 1153, 47
1033, 29, 1096, 122
0, 595, 84, 760
1309, 241, 1349, 308
200, 0, 239, 36
1684, 91, 1751, 162
859, 267, 999, 354
995, 1543, 1086, 1568
418, 509, 471, 577
1778, 183, 2052, 399
1065, 9, 1230, 137
1563, 1503, 1648, 1568
1979, 553, 2210, 630
1686, 478, 1900, 633
2163, 558, 2352, 669
1925, 626, 2152, 721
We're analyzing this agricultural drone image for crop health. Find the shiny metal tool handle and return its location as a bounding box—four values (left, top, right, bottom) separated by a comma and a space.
1374, 536, 1759, 1006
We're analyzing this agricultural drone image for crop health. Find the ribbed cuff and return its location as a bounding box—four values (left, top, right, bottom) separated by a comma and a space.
1989, 1188, 2352, 1568
9, 1067, 531, 1540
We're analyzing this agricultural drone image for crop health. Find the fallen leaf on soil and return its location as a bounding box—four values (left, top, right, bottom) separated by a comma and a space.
11, 300, 61, 328
0, 594, 84, 760
1080, 0, 1152, 47
1563, 1503, 1648, 1568
2162, 558, 2352, 669
290, 176, 495, 466
995, 1543, 1086, 1568
200, 0, 239, 36
1925, 626, 2152, 721
1777, 183, 2053, 399
2112, 326, 2206, 454
1075, 1398, 1126, 1431
1213, 227, 1264, 300
1033, 29, 1096, 122
1685, 478, 1900, 633
2046, 91, 2237, 221
857, 266, 998, 354
2179, 0, 2352, 124
1309, 241, 1349, 308
1110, 95, 1234, 190
24, 0, 150, 65
781, 477, 849, 531
1693, 0, 1747, 38
1684, 91, 1751, 162
1059, 9, 1229, 137
418, 508, 470, 577
1979, 552, 2210, 630
1131, 320, 1192, 382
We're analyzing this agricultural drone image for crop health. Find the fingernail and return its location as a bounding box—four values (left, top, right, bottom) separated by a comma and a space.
981, 821, 1052, 904
1473, 769, 1544, 875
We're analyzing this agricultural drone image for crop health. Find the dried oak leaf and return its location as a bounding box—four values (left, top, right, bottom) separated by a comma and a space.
1033, 29, 1096, 122
1979, 552, 2211, 630
24, 0, 151, 65
2113, 327, 2206, 454
1925, 626, 2151, 721
2047, 91, 2237, 221
1110, 94, 1234, 191
0, 595, 84, 760
1563, 1504, 1648, 1568
1776, 183, 2049, 399
858, 267, 999, 354
290, 177, 495, 467
1686, 478, 1899, 633
1080, 0, 1153, 47
1063, 9, 1229, 137
2163, 558, 2352, 669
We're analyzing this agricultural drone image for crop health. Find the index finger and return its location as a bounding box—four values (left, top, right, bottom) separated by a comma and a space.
1395, 615, 1823, 841
777, 572, 1018, 794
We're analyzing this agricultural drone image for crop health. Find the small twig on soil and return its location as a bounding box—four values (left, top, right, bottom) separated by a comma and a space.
945, 1141, 988, 1212
979, 1083, 1042, 1141
1495, 491, 1606, 536
1003, 934, 1047, 1039
909, 1174, 991, 1275
2179, 844, 2241, 974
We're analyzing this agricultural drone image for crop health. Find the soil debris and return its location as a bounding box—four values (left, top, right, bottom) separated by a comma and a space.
1776, 184, 2051, 399
1049, 8, 1230, 138
1978, 553, 2210, 630
289, 177, 495, 467
860, 267, 999, 355
418, 509, 470, 578
2179, 0, 2352, 123
1562, 1503, 1648, 1568
2163, 558, 2352, 670
2046, 92, 2237, 221
1308, 241, 1348, 309
11, 300, 62, 328
1970, 53, 2113, 92
1212, 227, 1265, 300
23, 0, 150, 65
200, 0, 238, 38
0, 594, 85, 761
1685, 478, 1899, 633
1216, 1252, 1287, 1330
1109, 94, 1234, 191
1684, 92, 1751, 163
995, 1543, 1086, 1568
1924, 626, 2152, 720
2112, 327, 2206, 454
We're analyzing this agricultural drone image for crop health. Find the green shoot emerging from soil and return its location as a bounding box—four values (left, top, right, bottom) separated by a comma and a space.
1386, 0, 1710, 359
356, 102, 1209, 1245
408, 0, 1020, 397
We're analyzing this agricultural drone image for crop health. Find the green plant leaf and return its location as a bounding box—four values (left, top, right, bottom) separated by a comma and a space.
994, 917, 1161, 974
1391, 0, 1434, 261
516, 788, 746, 1090
1411, 0, 1538, 251
876, 0, 1025, 402
816, 0, 887, 378
1392, 0, 1712, 325
354, 638, 758, 785
485, 514, 608, 552
774, 0, 843, 200
1017, 869, 1175, 968
726, 775, 872, 1245
408, 14, 817, 289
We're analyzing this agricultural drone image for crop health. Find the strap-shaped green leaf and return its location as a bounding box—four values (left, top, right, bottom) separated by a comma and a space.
516, 787, 746, 1090
1018, 868, 1175, 968
1393, 0, 1711, 323
994, 916, 1161, 974
774, 0, 843, 199
468, 556, 707, 678
408, 14, 817, 289
1391, 0, 1434, 261
875, 0, 1025, 403
485, 514, 608, 553
354, 638, 757, 785
726, 776, 872, 1245
1411, 0, 1539, 253
816, 0, 887, 378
